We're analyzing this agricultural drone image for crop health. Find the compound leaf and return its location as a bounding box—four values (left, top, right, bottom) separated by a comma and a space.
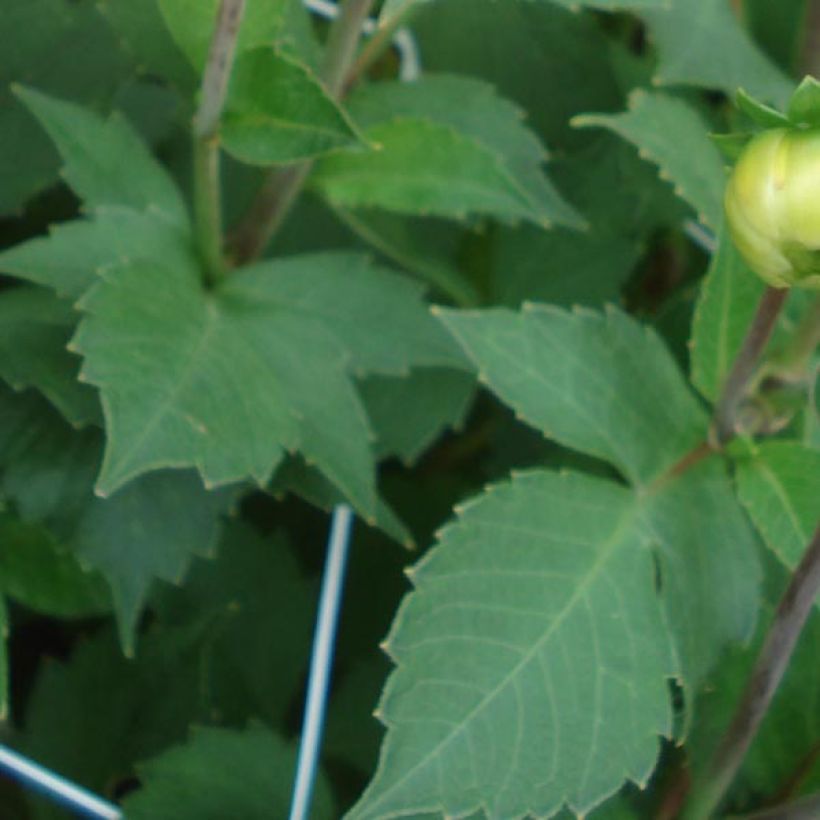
438, 304, 707, 487
351, 470, 674, 819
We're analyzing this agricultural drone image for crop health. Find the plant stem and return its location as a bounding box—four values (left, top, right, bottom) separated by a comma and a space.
712, 287, 788, 445
229, 0, 374, 264
682, 522, 820, 819
729, 790, 820, 820
192, 0, 246, 285
346, 5, 408, 89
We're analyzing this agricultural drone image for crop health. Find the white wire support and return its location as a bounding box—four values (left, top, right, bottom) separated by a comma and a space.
288, 504, 355, 820
684, 219, 718, 255
304, 0, 422, 80
0, 744, 121, 819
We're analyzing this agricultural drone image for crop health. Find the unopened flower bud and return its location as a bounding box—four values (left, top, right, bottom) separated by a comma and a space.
725, 127, 820, 290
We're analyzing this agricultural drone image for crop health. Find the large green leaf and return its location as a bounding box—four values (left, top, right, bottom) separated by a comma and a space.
124, 726, 335, 819
690, 223, 766, 402
0, 0, 132, 214
736, 441, 820, 572
0, 286, 98, 427
438, 304, 707, 487
157, 0, 288, 70
221, 48, 362, 165
0, 208, 194, 301
313, 75, 583, 229
575, 91, 727, 229
350, 470, 675, 819
16, 86, 188, 227
639, 0, 793, 106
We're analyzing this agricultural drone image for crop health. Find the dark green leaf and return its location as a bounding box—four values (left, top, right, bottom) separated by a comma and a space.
0, 286, 99, 427
0, 0, 132, 213
124, 725, 334, 819
0, 514, 109, 618
640, 0, 793, 106
575, 91, 727, 229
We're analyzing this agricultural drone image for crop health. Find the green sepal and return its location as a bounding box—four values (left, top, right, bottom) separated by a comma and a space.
710, 132, 755, 162
787, 75, 820, 127
736, 87, 790, 129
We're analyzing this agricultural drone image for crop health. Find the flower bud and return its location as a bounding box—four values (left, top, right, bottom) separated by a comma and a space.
725, 127, 820, 290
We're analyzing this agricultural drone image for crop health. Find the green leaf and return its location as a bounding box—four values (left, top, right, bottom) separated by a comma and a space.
314, 75, 583, 229
574, 91, 727, 229
787, 75, 820, 127
361, 368, 475, 465
158, 0, 288, 70
690, 222, 766, 402
0, 0, 132, 214
736, 441, 820, 573
72, 470, 233, 652
411, 1, 624, 152
221, 48, 362, 165
125, 725, 335, 819
0, 514, 109, 619
639, 0, 793, 106
491, 224, 640, 309
73, 253, 377, 517
19, 626, 216, 819
155, 523, 316, 726
331, 208, 479, 307
735, 87, 791, 128
641, 459, 761, 697
98, 0, 197, 91
235, 252, 467, 375
438, 304, 707, 487
0, 286, 99, 427
351, 470, 674, 819
270, 458, 413, 547
15, 87, 188, 227
0, 387, 231, 651
0, 208, 193, 301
